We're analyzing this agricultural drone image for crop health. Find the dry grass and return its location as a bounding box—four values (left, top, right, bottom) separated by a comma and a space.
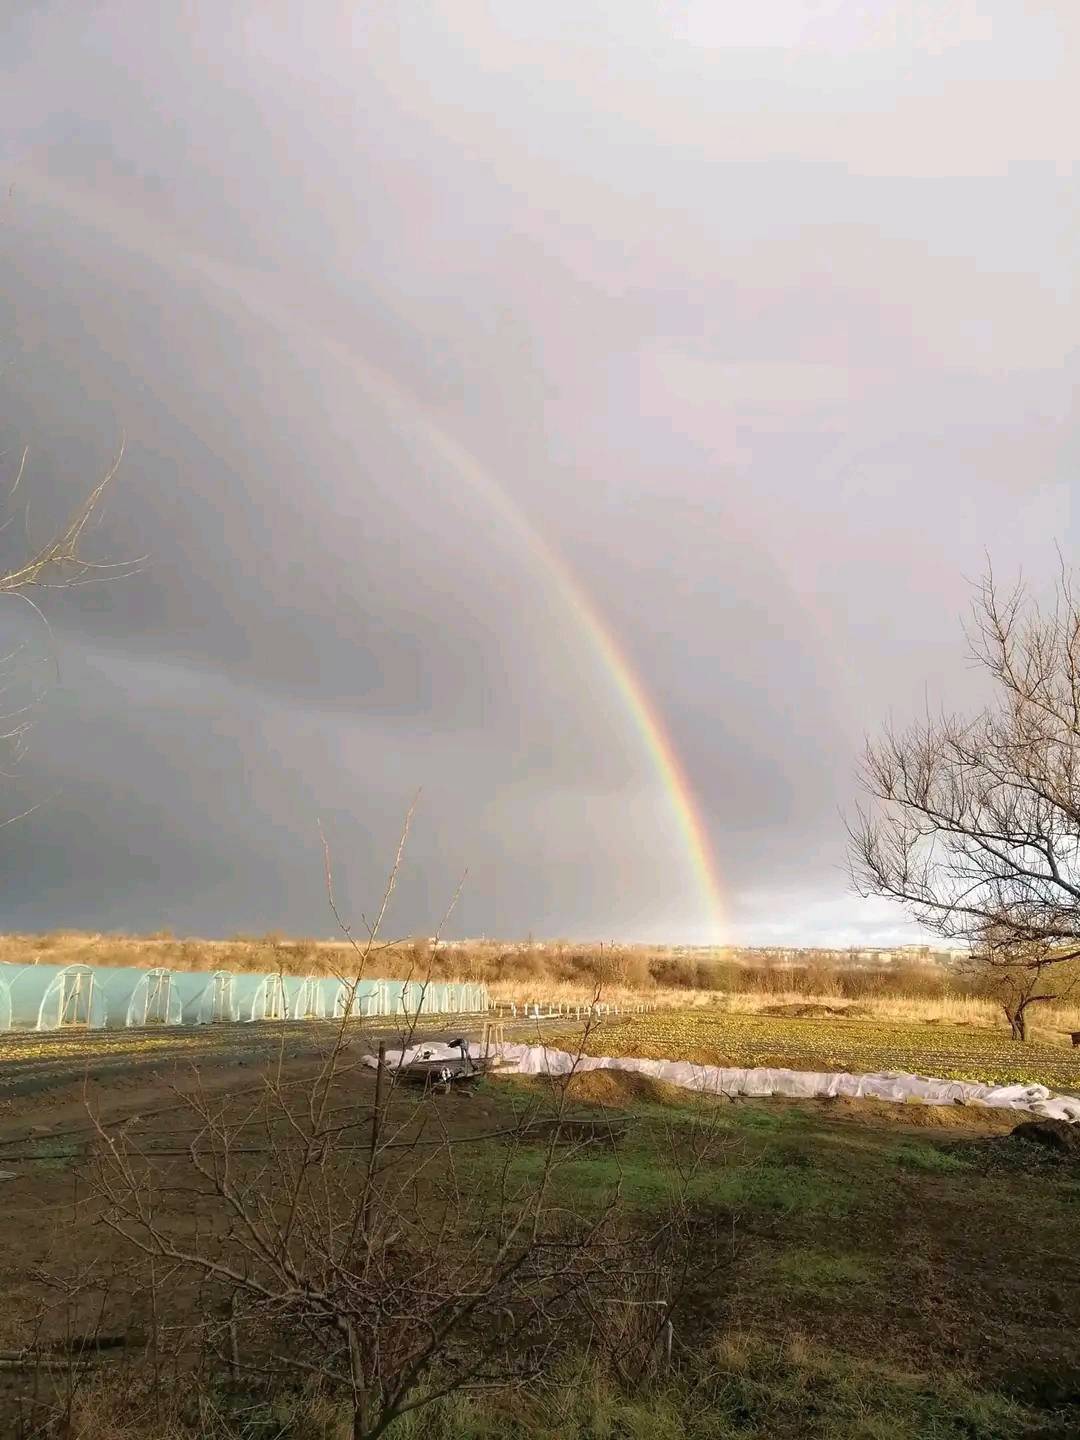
3, 931, 1078, 1043
0, 930, 344, 977
486, 978, 1080, 1044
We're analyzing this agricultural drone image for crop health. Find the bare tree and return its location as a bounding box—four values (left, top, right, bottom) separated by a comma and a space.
57, 829, 730, 1440
850, 564, 1080, 1035
0, 444, 131, 597
962, 937, 1079, 1042
0, 444, 136, 804
76, 1058, 728, 1438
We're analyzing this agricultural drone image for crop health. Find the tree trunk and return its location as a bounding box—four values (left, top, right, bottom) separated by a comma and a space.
346, 1320, 369, 1439
1007, 1005, 1027, 1042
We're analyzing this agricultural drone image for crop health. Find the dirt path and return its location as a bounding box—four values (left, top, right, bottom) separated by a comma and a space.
0, 1017, 507, 1154
0, 1015, 492, 1094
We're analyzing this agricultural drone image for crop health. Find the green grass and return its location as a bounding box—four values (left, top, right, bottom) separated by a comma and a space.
477, 1130, 856, 1219
35, 1073, 1080, 1440
247, 1340, 1045, 1440
717, 1102, 813, 1134
19, 1136, 85, 1171
707, 1159, 855, 1217
890, 1140, 973, 1173
489, 1144, 721, 1213
769, 1248, 883, 1297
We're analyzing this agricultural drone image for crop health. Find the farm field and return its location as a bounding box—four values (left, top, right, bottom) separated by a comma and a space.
0, 992, 1076, 1437
2, 1002, 1078, 1108
535, 1008, 1080, 1092
0, 1015, 482, 1102
0, 1036, 1077, 1439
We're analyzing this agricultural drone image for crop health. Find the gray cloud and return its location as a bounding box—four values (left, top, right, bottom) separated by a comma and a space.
0, 0, 1075, 943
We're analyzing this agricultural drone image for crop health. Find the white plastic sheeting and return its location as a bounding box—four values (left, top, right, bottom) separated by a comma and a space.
367, 1042, 1080, 1123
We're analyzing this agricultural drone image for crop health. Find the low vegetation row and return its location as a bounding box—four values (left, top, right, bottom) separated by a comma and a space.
537, 1010, 1080, 1093
0, 929, 1016, 994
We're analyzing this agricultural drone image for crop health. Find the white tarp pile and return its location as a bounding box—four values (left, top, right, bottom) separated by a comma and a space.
365, 1042, 1080, 1122
368, 1043, 471, 1068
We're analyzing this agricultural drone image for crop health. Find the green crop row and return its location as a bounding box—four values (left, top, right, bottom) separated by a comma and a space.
537, 1010, 1080, 1091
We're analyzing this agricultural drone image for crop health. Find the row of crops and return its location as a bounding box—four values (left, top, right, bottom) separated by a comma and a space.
0, 962, 488, 1032
541, 1009, 1080, 1091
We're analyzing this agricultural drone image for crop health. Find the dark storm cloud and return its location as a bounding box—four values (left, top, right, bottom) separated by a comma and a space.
0, 1, 1076, 942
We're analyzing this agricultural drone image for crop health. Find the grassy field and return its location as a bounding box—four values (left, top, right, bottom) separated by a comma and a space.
471, 1075, 1080, 1438
11, 1056, 1075, 1440
488, 977, 1080, 1036
533, 1009, 1080, 1091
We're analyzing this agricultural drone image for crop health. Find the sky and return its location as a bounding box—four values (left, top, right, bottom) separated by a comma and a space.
0, 0, 1076, 946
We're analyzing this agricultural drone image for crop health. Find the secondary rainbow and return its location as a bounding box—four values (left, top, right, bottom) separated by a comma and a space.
19, 171, 727, 941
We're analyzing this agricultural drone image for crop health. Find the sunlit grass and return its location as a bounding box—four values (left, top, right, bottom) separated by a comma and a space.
536, 1010, 1080, 1091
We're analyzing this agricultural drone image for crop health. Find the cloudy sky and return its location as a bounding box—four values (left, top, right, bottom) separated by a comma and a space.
0, 1, 1076, 945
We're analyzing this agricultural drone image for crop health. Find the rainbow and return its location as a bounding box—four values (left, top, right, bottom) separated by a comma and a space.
301, 327, 727, 938
531, 544, 725, 939
15, 172, 726, 939
403, 407, 725, 939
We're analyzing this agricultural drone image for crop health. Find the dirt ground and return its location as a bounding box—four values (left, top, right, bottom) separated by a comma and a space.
0, 1015, 489, 1099
0, 1026, 1078, 1437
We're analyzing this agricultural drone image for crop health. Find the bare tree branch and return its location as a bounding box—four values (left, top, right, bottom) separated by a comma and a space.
850, 562, 1080, 1035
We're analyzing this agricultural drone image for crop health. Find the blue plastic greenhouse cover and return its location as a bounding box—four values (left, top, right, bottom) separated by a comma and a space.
91, 966, 184, 1028
0, 964, 12, 1031
231, 971, 290, 1022
0, 967, 488, 1032
284, 975, 333, 1020
4, 963, 109, 1030
172, 970, 243, 1025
